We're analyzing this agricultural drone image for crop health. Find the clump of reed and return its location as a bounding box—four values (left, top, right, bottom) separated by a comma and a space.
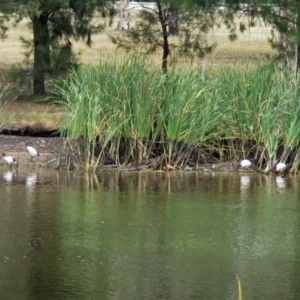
52, 56, 300, 173
0, 85, 9, 132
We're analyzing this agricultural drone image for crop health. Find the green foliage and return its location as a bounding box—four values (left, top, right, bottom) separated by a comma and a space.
260, 2, 296, 62
0, 85, 8, 100
242, 1, 300, 68
0, 0, 117, 95
0, 15, 9, 40
111, 0, 236, 72
0, 85, 8, 132
52, 57, 300, 173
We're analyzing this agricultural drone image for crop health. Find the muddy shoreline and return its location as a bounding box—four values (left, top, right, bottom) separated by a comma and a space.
0, 134, 289, 174
0, 135, 63, 168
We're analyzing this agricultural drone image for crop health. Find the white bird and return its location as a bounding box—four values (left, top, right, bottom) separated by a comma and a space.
1, 153, 18, 168
239, 159, 252, 168
26, 143, 39, 159
276, 162, 287, 172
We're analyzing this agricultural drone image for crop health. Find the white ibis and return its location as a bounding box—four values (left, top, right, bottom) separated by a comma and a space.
1, 153, 18, 168
26, 143, 39, 159
276, 162, 287, 172
239, 159, 252, 168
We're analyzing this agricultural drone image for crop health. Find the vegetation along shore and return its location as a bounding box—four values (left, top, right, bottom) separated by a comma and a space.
1, 1, 300, 174
51, 58, 300, 173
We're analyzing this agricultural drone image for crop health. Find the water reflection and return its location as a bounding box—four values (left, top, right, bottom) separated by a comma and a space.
0, 169, 299, 195
26, 173, 37, 187
0, 169, 300, 299
3, 171, 14, 183
276, 175, 286, 189
240, 175, 251, 191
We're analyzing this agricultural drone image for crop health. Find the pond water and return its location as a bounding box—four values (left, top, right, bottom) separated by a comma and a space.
0, 167, 300, 300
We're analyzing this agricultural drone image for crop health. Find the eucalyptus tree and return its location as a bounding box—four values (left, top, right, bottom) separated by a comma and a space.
110, 0, 238, 73
0, 0, 115, 95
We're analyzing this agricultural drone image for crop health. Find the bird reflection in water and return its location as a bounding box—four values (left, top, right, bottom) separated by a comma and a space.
275, 176, 286, 189
26, 173, 37, 187
240, 175, 251, 191
3, 171, 15, 183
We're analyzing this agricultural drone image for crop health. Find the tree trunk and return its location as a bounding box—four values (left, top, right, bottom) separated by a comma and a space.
157, 0, 169, 73
32, 13, 50, 95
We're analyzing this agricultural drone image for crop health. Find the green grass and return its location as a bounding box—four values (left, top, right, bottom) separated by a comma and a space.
0, 85, 9, 132
52, 56, 300, 173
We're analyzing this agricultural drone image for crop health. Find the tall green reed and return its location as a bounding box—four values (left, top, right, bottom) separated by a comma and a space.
0, 85, 8, 132
52, 58, 300, 173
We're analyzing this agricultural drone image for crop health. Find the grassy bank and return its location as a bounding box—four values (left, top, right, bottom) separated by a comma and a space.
52, 57, 300, 173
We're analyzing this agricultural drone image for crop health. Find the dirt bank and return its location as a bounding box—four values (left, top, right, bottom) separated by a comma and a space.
0, 135, 63, 168
0, 98, 63, 135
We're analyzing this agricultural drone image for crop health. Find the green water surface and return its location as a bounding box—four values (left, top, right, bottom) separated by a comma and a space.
0, 168, 300, 299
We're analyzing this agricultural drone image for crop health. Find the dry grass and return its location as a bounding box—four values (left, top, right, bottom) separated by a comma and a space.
0, 99, 65, 130
0, 15, 274, 68
0, 14, 275, 130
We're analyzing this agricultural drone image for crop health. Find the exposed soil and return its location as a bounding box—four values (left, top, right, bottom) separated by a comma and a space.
2, 125, 59, 137
0, 135, 63, 168
0, 96, 64, 166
